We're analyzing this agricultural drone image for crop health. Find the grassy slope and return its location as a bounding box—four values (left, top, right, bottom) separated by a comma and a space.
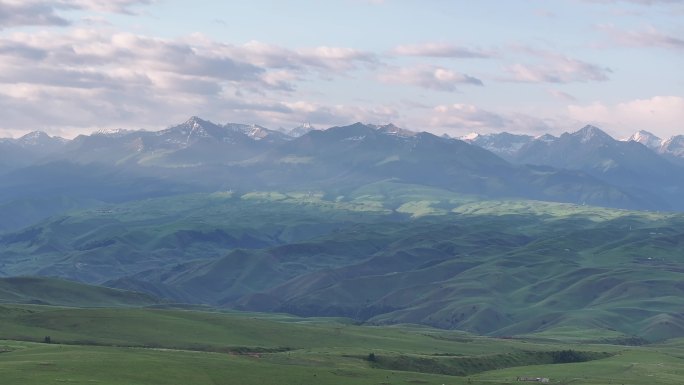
3, 185, 684, 340
0, 277, 159, 307
1, 305, 684, 384
228, 199, 684, 340
0, 190, 394, 282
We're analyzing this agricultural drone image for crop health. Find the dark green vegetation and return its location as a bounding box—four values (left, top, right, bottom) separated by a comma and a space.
2, 120, 676, 236
0, 277, 160, 307
3, 120, 684, 383
2, 186, 684, 342
2, 303, 684, 384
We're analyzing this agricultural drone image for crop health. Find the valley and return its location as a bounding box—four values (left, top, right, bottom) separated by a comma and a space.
2, 119, 684, 383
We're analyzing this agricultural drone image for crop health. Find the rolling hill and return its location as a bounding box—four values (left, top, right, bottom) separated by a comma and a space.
0, 276, 159, 307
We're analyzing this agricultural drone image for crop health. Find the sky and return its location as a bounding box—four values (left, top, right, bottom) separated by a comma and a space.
0, 0, 682, 139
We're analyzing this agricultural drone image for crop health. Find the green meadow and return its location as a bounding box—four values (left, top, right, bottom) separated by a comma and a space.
1, 302, 684, 384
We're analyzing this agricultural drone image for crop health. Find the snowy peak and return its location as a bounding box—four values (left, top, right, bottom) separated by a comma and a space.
534, 134, 557, 143
287, 123, 316, 138
93, 128, 135, 138
225, 123, 291, 142
373, 123, 417, 137
17, 131, 50, 145
462, 132, 534, 157
16, 131, 67, 147
246, 124, 269, 140
661, 135, 684, 157
460, 132, 480, 141
166, 116, 216, 137
626, 130, 663, 150
571, 125, 614, 144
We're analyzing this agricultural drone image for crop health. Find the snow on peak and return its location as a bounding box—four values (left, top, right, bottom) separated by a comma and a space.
288, 123, 316, 137
247, 124, 268, 140
574, 125, 612, 144
19, 130, 47, 140
375, 123, 417, 137
626, 130, 662, 150
460, 132, 480, 141
535, 134, 557, 143
17, 131, 52, 146
661, 135, 684, 156
93, 128, 133, 138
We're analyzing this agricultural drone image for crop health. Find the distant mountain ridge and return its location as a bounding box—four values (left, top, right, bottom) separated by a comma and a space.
463, 125, 684, 210
1, 117, 684, 223
4, 119, 684, 338
462, 127, 684, 163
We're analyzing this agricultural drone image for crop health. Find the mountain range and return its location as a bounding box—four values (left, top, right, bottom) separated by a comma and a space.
1, 117, 684, 225
3, 117, 684, 339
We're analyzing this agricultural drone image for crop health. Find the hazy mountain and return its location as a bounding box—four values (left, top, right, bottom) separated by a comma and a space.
461, 132, 534, 160
512, 125, 684, 209
285, 122, 316, 137
224, 122, 292, 143
0, 131, 67, 174
56, 116, 283, 167
245, 122, 644, 208
659, 135, 684, 165
1, 118, 681, 214
624, 131, 684, 162
626, 130, 662, 150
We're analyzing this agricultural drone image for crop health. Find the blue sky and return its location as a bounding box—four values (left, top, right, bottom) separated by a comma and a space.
0, 0, 682, 139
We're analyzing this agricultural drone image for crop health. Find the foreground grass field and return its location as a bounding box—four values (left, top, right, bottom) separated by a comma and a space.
2, 304, 684, 384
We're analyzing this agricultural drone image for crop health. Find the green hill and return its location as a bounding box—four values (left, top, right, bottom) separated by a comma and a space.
3, 190, 684, 341
0, 277, 160, 307
2, 304, 684, 384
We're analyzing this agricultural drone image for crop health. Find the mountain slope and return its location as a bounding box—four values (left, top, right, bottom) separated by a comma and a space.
1, 119, 666, 212
0, 131, 67, 174
461, 132, 534, 160
0, 276, 159, 307
513, 125, 684, 209
246, 123, 645, 209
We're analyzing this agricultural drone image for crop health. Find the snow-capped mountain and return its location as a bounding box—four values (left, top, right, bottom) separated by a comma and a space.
534, 134, 557, 143
460, 132, 533, 160
626, 130, 663, 150
0, 131, 68, 173
3, 119, 684, 211
623, 131, 684, 163
15, 131, 67, 148
92, 128, 138, 138
286, 123, 316, 138
371, 123, 417, 138
224, 123, 292, 143
574, 124, 614, 145
660, 135, 684, 159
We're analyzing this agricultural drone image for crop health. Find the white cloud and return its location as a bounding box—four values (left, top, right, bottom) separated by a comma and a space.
548, 89, 578, 101
568, 96, 684, 137
219, 40, 378, 72
581, 0, 684, 5
426, 103, 563, 136
0, 0, 150, 28
429, 104, 507, 131
59, 0, 153, 14
279, 101, 399, 126
0, 1, 69, 28
379, 65, 483, 92
600, 25, 684, 51
503, 55, 611, 83
0, 27, 389, 135
393, 43, 492, 58
0, 28, 382, 136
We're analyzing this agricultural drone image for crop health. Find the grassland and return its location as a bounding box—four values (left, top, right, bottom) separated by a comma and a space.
0, 277, 160, 307
1, 303, 684, 384
2, 186, 684, 341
